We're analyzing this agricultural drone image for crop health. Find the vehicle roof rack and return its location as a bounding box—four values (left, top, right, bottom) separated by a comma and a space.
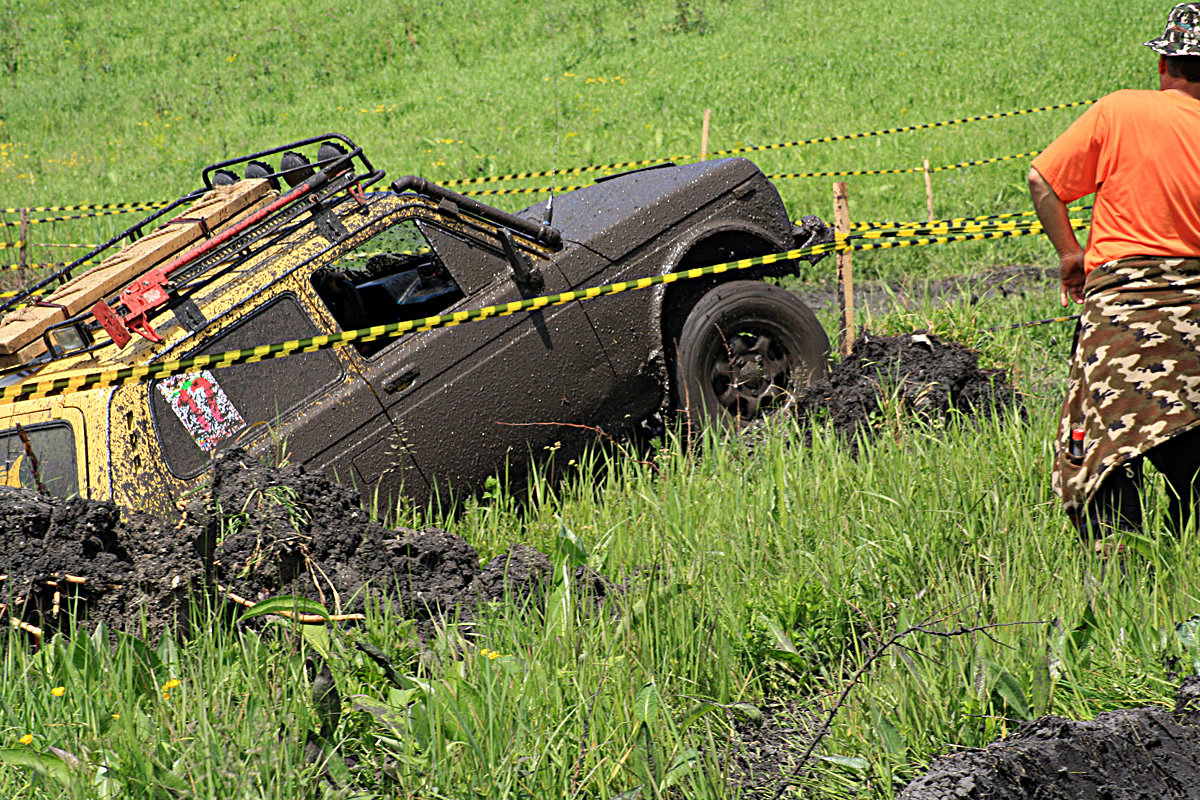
0, 134, 384, 365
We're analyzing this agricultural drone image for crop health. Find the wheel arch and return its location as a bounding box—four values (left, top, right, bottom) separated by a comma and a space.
659, 224, 790, 390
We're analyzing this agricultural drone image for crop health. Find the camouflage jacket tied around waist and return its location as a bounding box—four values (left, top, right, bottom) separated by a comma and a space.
1054, 256, 1200, 520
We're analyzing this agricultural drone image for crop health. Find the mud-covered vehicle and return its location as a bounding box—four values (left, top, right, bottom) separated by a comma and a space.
0, 135, 831, 517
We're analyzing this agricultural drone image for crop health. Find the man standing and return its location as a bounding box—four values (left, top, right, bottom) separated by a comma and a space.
1029, 3, 1200, 539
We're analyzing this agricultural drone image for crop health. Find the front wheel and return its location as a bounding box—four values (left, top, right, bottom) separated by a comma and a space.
674, 281, 829, 431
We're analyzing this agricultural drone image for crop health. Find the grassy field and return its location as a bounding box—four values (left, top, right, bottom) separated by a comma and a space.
3, 1, 1198, 798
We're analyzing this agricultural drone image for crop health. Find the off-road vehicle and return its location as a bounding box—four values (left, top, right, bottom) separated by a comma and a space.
0, 134, 831, 517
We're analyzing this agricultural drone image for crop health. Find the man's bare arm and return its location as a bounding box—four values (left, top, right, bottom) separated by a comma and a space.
1028, 167, 1085, 306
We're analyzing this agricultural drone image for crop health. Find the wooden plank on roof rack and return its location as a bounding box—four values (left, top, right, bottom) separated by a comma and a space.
0, 179, 276, 358
0, 336, 47, 369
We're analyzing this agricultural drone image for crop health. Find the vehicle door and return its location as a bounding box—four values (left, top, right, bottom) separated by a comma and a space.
136, 290, 415, 515
309, 214, 616, 504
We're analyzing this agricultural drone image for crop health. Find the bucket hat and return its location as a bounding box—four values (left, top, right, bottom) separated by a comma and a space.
1145, 3, 1200, 55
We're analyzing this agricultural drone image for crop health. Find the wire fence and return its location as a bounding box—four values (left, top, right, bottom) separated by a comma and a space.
0, 98, 1090, 301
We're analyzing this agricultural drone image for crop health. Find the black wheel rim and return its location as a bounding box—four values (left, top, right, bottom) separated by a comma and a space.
708, 326, 793, 422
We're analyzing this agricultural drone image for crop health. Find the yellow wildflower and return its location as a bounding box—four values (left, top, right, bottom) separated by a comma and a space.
50, 686, 65, 697
19, 734, 33, 745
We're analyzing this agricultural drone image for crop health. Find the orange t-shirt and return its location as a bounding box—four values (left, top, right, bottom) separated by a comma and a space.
1031, 89, 1200, 273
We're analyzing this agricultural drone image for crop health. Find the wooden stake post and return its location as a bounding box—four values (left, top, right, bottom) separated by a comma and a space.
923, 158, 934, 223
18, 208, 28, 287
833, 182, 855, 357
700, 109, 711, 161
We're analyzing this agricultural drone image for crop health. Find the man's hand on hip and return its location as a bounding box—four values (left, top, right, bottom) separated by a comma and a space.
1059, 250, 1086, 306
1029, 167, 1087, 307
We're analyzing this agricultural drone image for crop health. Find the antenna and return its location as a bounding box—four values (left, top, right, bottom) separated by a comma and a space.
544, 5, 558, 228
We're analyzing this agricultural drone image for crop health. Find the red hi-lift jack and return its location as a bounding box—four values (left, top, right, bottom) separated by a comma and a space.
92, 170, 334, 348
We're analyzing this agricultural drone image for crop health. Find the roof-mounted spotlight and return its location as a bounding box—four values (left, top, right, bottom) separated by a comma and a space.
244, 159, 280, 191
279, 150, 315, 188
317, 141, 350, 172
213, 169, 239, 187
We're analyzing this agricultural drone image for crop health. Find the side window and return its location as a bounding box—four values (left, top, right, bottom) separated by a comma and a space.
311, 220, 465, 358
150, 295, 343, 478
0, 422, 78, 498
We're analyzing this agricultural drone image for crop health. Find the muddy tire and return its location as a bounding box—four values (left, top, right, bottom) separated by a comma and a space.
674, 281, 829, 432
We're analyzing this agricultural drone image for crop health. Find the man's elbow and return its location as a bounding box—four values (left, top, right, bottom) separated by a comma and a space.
1027, 167, 1046, 198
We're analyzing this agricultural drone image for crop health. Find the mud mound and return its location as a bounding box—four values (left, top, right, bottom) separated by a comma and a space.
791, 332, 1018, 443
0, 489, 203, 636
0, 450, 560, 637
205, 453, 480, 619
900, 677, 1200, 800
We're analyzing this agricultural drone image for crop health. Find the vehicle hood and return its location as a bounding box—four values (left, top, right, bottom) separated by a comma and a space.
520, 157, 768, 261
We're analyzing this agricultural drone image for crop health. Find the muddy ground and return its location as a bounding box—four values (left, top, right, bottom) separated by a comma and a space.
0, 450, 575, 639
788, 330, 1020, 446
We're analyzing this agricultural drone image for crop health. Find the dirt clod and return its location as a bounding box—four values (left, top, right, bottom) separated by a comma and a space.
475, 544, 552, 608
791, 331, 1018, 444
899, 679, 1200, 800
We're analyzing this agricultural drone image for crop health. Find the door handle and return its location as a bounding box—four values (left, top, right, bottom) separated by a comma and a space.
384, 367, 420, 394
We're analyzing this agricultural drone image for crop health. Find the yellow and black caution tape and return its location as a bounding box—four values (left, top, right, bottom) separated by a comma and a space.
0, 201, 172, 215
987, 314, 1080, 332
443, 100, 1094, 187
834, 218, 1086, 252
0, 205, 170, 228
850, 206, 1091, 232
708, 103, 1088, 155
461, 184, 587, 197
456, 151, 1049, 197
0, 260, 100, 274
0, 286, 52, 300
768, 150, 1044, 181
0, 218, 1084, 406
0, 241, 25, 251
851, 219, 1062, 239
446, 161, 677, 188
842, 217, 1088, 245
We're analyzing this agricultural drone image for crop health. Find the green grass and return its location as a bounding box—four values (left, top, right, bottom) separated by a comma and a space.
4, 285, 1196, 799
3, 1, 1198, 797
